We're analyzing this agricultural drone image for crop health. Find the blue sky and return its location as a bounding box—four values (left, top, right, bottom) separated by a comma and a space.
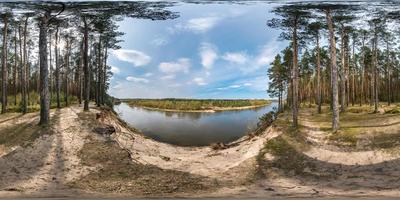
108, 2, 287, 99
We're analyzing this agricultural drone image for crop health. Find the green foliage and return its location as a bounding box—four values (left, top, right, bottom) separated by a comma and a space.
125, 99, 270, 111
4, 92, 79, 113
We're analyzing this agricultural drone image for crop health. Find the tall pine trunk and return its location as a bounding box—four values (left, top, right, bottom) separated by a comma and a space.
83, 17, 90, 111
55, 26, 61, 108
326, 9, 340, 132
291, 16, 299, 128
13, 27, 17, 106
316, 32, 321, 113
340, 25, 346, 112
21, 17, 29, 114
39, 12, 50, 125
1, 15, 8, 114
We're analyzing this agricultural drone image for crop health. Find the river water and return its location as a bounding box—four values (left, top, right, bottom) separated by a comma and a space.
113, 102, 277, 146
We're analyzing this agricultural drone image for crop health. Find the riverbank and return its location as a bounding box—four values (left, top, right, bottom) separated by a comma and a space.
131, 103, 271, 113
1, 103, 400, 198
123, 99, 271, 112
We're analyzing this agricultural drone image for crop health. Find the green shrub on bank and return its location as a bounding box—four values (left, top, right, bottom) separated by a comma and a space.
125, 99, 271, 110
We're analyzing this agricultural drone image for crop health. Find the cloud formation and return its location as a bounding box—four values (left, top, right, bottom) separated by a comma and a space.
110, 66, 120, 74
199, 43, 218, 69
112, 49, 151, 67
193, 77, 207, 86
126, 76, 150, 83
222, 52, 248, 65
159, 58, 190, 74
172, 16, 220, 34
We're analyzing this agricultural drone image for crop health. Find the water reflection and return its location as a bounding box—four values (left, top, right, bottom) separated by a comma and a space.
114, 102, 277, 146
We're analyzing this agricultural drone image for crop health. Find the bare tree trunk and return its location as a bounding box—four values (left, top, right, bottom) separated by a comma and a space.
316, 33, 321, 113
292, 16, 299, 128
55, 26, 61, 108
102, 46, 108, 105
361, 34, 365, 106
1, 16, 8, 114
96, 37, 102, 107
326, 9, 340, 132
14, 27, 18, 106
64, 37, 70, 107
352, 36, 356, 106
83, 17, 90, 111
21, 17, 29, 114
340, 25, 346, 112
386, 39, 391, 106
373, 30, 379, 113
49, 32, 53, 101
78, 40, 83, 105
39, 12, 50, 125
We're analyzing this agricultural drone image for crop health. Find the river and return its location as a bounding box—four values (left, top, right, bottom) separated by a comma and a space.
113, 102, 277, 146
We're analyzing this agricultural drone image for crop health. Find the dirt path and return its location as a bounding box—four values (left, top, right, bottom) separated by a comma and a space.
2, 105, 400, 198
0, 106, 95, 194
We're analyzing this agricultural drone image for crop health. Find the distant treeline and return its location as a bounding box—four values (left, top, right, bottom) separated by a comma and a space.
124, 99, 270, 111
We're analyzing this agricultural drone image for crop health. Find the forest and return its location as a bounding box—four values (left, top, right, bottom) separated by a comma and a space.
0, 1, 400, 199
267, 3, 400, 131
124, 99, 270, 111
0, 1, 177, 125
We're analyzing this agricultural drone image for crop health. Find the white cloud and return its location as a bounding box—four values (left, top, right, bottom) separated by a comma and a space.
160, 74, 175, 80
193, 77, 207, 86
110, 66, 120, 74
112, 82, 123, 90
126, 76, 150, 83
199, 43, 218, 70
229, 84, 241, 88
222, 52, 248, 65
255, 42, 280, 68
112, 49, 151, 67
171, 17, 220, 34
151, 38, 168, 46
186, 17, 219, 33
144, 73, 153, 77
243, 83, 252, 86
216, 83, 252, 90
159, 58, 190, 74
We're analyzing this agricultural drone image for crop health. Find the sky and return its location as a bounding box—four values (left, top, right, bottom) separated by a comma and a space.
108, 1, 287, 99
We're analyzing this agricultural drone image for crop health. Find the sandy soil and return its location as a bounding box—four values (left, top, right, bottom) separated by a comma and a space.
252, 108, 400, 198
0, 106, 96, 195
1, 104, 400, 199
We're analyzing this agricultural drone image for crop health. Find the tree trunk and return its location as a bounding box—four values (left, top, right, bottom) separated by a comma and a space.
55, 26, 61, 108
340, 25, 346, 112
13, 27, 17, 106
102, 46, 108, 105
361, 33, 365, 106
21, 17, 29, 114
39, 12, 50, 125
292, 16, 299, 128
316, 32, 321, 113
386, 39, 391, 106
96, 37, 102, 107
83, 17, 90, 111
78, 40, 83, 105
1, 15, 8, 114
49, 32, 53, 101
64, 37, 70, 107
326, 9, 340, 132
351, 36, 356, 106
373, 30, 379, 113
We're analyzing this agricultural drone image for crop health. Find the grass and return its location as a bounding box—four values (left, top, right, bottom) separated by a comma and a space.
124, 98, 271, 111
273, 103, 400, 148
3, 92, 79, 113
